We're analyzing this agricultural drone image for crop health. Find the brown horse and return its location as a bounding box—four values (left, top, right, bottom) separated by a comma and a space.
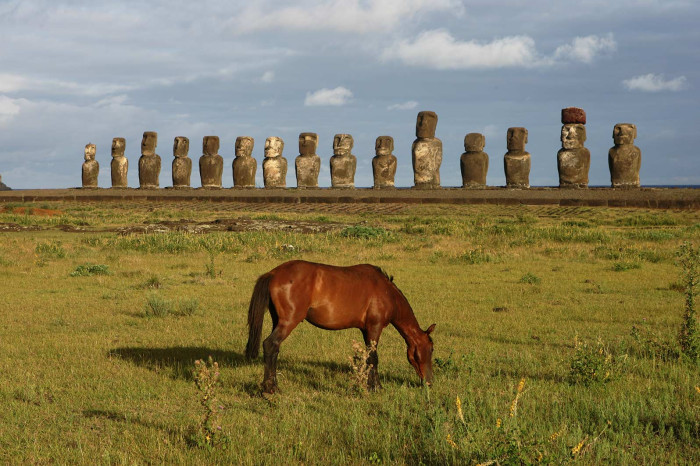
245, 260, 435, 393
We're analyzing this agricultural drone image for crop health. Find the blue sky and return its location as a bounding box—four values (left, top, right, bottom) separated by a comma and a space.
0, 0, 697, 188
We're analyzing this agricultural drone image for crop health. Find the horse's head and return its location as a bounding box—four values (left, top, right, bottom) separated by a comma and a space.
407, 323, 436, 386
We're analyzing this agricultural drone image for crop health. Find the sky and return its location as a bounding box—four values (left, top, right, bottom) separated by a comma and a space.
0, 0, 698, 189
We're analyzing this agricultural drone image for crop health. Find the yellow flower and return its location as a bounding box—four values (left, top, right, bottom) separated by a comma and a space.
496, 418, 502, 429
456, 396, 465, 424
446, 434, 457, 449
549, 431, 560, 442
695, 386, 700, 394
571, 438, 586, 456
517, 378, 525, 393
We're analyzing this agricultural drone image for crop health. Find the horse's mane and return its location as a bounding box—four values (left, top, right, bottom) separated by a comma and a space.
373, 265, 394, 283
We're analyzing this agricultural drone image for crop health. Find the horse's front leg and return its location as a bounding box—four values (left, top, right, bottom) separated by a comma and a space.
363, 329, 383, 391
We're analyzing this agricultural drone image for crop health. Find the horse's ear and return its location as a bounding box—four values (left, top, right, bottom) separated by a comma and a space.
426, 323, 436, 335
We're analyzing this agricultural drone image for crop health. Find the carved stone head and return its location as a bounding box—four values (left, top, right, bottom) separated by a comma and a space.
235, 136, 254, 157
333, 134, 353, 156
507, 127, 528, 151
265, 137, 284, 158
84, 143, 96, 161
111, 138, 125, 158
561, 124, 586, 149
613, 123, 637, 145
173, 137, 189, 158
464, 133, 485, 152
416, 111, 438, 139
299, 133, 318, 156
375, 136, 394, 156
141, 132, 158, 156
203, 136, 220, 156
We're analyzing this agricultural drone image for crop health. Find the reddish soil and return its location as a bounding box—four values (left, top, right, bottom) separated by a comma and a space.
0, 207, 64, 216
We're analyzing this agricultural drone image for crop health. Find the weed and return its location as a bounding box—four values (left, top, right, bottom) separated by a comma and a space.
177, 298, 199, 317
456, 248, 495, 265
567, 336, 626, 386
340, 225, 390, 240
615, 214, 677, 227
612, 261, 642, 272
433, 351, 474, 379
205, 250, 217, 279
676, 242, 699, 364
35, 241, 66, 260
190, 357, 226, 448
143, 294, 174, 318
70, 264, 110, 277
143, 276, 162, 289
630, 323, 679, 361
519, 272, 541, 284
348, 340, 376, 394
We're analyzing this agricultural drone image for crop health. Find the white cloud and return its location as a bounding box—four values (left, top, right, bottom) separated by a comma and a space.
304, 86, 353, 106
553, 34, 616, 64
231, 0, 462, 34
622, 73, 688, 92
387, 101, 418, 111
260, 71, 275, 83
0, 96, 22, 124
382, 30, 617, 69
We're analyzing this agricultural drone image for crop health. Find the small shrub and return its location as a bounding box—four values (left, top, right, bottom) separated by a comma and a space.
143, 276, 162, 289
70, 264, 110, 277
615, 214, 677, 227
630, 323, 679, 361
144, 294, 174, 318
519, 272, 541, 284
567, 337, 625, 386
205, 250, 217, 279
433, 351, 474, 378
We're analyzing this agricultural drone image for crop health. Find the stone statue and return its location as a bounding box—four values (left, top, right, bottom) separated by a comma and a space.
233, 136, 257, 188
263, 136, 287, 188
81, 143, 99, 188
504, 127, 530, 188
110, 137, 128, 188
172, 136, 191, 188
372, 136, 397, 189
138, 131, 161, 189
199, 136, 224, 189
557, 108, 590, 188
295, 132, 321, 188
460, 133, 489, 188
330, 134, 357, 188
609, 123, 641, 188
412, 111, 442, 188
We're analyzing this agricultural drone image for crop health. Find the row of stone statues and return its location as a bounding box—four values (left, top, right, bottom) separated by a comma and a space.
82, 108, 641, 189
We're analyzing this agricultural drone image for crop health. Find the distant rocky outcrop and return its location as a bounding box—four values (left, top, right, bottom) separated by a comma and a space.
0, 175, 10, 191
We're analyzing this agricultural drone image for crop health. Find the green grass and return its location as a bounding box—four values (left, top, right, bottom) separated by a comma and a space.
0, 203, 698, 464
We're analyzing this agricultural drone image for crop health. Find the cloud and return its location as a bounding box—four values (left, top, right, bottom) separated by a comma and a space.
552, 34, 616, 64
382, 30, 616, 69
622, 73, 688, 92
387, 101, 418, 111
304, 87, 353, 106
0, 96, 22, 124
260, 71, 275, 83
231, 0, 462, 35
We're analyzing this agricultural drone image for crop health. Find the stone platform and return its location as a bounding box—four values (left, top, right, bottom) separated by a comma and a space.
0, 187, 698, 209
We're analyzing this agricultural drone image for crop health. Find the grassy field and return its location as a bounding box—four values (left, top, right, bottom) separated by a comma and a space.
0, 201, 698, 464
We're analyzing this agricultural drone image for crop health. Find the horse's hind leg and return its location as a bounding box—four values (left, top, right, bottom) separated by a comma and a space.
262, 322, 298, 394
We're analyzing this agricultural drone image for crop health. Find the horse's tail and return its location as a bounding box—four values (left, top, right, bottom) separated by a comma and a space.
245, 273, 273, 360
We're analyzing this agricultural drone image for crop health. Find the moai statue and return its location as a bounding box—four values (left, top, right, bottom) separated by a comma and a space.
557, 107, 590, 188
232, 136, 257, 188
110, 137, 128, 188
504, 127, 531, 188
372, 136, 397, 189
412, 111, 442, 188
138, 131, 161, 189
330, 134, 357, 188
263, 136, 287, 188
199, 136, 224, 189
172, 136, 191, 189
460, 133, 489, 188
295, 132, 321, 188
81, 143, 99, 188
609, 123, 641, 188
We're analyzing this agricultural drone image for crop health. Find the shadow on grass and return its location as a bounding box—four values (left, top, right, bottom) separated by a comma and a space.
109, 346, 248, 380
